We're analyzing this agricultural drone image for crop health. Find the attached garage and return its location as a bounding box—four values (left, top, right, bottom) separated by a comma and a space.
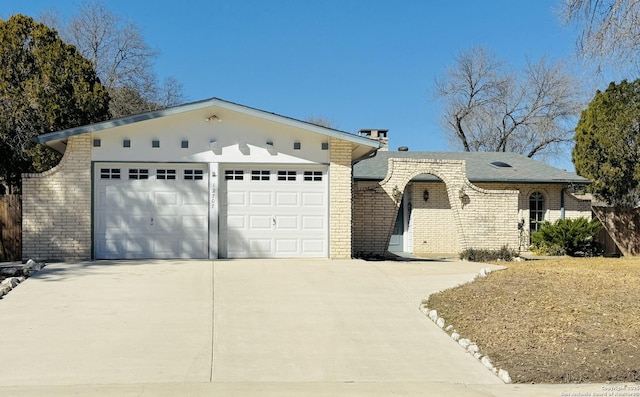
93, 163, 209, 259
23, 98, 380, 261
220, 165, 328, 258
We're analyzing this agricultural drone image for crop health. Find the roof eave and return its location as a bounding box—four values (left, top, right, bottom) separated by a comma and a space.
35, 97, 381, 155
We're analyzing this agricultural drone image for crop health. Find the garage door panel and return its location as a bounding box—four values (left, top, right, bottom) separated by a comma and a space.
94, 163, 208, 259
275, 192, 298, 206
182, 215, 207, 230
249, 215, 272, 229
182, 191, 208, 206
275, 216, 298, 230
275, 239, 298, 253
227, 215, 246, 229
249, 192, 272, 206
249, 239, 271, 253
302, 239, 325, 254
302, 192, 325, 206
227, 191, 246, 206
302, 216, 324, 230
154, 191, 178, 206
154, 215, 179, 233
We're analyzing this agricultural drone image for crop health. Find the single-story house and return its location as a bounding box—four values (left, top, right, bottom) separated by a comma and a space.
21, 98, 592, 261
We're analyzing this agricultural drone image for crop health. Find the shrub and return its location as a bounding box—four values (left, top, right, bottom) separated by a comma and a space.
460, 245, 518, 262
530, 217, 602, 257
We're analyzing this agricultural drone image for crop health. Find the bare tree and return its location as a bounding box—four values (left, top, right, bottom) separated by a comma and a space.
562, 0, 640, 73
434, 47, 584, 159
41, 1, 185, 117
306, 116, 336, 129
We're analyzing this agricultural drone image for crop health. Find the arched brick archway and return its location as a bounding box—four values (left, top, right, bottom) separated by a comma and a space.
353, 158, 519, 257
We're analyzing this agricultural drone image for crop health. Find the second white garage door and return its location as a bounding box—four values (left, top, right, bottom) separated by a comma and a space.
220, 165, 328, 258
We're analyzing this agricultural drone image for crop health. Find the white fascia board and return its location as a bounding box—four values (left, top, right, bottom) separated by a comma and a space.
36, 97, 381, 153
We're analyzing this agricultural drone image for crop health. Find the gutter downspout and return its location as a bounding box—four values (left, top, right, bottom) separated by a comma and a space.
560, 188, 566, 220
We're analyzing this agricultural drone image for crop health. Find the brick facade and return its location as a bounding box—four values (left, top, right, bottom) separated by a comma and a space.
353, 158, 593, 257
354, 158, 537, 257
22, 135, 92, 261
329, 138, 353, 259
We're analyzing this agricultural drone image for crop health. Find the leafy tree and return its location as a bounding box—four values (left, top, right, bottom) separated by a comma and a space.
562, 0, 640, 74
0, 14, 110, 191
41, 1, 185, 118
434, 46, 584, 159
572, 79, 640, 205
531, 217, 602, 256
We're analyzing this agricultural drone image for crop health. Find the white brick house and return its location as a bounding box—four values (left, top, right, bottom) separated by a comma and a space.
22, 98, 592, 261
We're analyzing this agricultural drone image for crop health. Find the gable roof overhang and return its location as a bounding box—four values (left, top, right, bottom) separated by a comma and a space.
36, 97, 381, 160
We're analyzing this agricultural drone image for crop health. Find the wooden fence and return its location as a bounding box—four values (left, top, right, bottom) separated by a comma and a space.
0, 195, 21, 262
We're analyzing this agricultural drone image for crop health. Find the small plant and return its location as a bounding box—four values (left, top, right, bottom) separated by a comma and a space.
530, 217, 603, 257
460, 245, 518, 262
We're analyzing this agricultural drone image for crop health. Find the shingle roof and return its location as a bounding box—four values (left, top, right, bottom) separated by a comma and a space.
353, 151, 590, 184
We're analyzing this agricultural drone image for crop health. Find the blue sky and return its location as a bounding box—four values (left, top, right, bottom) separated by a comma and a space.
0, 0, 601, 170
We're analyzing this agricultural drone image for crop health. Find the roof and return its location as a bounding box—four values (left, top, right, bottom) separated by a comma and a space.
36, 97, 380, 156
353, 151, 590, 184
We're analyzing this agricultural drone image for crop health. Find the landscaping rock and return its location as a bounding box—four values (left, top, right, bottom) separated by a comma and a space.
436, 317, 445, 328
428, 310, 438, 322
458, 338, 471, 349
480, 355, 493, 370
498, 369, 512, 384
1, 277, 19, 288
467, 343, 479, 354
450, 332, 460, 341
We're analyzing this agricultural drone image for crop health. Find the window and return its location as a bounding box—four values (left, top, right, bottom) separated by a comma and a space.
277, 170, 296, 181
303, 171, 323, 181
251, 170, 270, 181
123, 139, 131, 148
100, 168, 120, 179
293, 142, 301, 150
129, 169, 149, 180
181, 140, 189, 149
157, 169, 176, 180
184, 169, 204, 180
529, 192, 545, 236
225, 170, 244, 180
152, 140, 160, 148
93, 139, 101, 147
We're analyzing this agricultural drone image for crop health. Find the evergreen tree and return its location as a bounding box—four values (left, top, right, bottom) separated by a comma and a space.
573, 79, 640, 206
0, 14, 110, 191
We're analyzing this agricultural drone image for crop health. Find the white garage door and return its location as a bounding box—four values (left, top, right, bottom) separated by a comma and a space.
94, 163, 209, 259
220, 165, 328, 258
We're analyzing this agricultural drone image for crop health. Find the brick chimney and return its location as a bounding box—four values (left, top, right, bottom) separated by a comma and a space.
358, 129, 389, 151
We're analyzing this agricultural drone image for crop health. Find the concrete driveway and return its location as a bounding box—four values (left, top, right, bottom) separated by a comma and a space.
0, 259, 610, 396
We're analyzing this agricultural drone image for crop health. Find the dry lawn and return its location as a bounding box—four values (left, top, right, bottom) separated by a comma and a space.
426, 257, 640, 383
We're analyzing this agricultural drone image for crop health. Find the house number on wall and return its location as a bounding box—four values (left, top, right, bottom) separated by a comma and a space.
211, 186, 216, 209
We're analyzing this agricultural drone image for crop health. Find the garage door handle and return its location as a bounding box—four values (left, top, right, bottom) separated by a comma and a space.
272, 217, 276, 226
150, 217, 154, 226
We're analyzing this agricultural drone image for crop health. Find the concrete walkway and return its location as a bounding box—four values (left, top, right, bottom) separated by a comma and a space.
0, 259, 624, 396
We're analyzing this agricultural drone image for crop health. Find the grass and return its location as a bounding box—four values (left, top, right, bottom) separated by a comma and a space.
426, 257, 640, 383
